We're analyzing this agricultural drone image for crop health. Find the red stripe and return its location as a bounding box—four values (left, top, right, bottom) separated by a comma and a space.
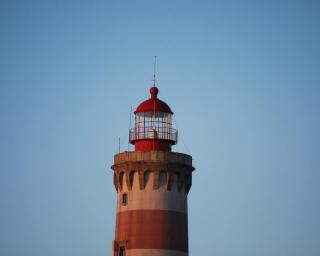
115, 210, 188, 252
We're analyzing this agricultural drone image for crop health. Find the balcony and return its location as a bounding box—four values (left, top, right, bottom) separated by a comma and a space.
129, 127, 178, 144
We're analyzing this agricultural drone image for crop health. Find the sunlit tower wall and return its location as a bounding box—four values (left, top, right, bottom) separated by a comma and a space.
111, 86, 195, 256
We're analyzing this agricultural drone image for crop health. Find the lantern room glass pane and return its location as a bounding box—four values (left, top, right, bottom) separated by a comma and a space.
134, 112, 173, 140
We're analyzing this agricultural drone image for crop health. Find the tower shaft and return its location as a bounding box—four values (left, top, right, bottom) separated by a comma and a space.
112, 151, 194, 256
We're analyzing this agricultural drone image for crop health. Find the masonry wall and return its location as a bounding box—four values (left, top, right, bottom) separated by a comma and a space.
112, 151, 194, 256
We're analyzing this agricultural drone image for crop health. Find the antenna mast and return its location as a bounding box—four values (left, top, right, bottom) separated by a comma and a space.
152, 56, 157, 87
128, 106, 132, 151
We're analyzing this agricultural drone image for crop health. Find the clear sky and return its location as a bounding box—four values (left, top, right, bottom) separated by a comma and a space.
1, 0, 320, 255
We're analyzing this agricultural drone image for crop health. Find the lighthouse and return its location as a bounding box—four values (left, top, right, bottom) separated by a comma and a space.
111, 85, 195, 256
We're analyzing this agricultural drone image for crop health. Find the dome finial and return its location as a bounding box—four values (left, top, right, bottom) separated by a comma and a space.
150, 86, 158, 99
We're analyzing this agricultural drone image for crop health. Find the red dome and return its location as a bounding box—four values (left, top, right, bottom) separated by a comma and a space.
135, 86, 173, 114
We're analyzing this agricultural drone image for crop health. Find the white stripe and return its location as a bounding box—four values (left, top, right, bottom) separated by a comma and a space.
117, 172, 187, 213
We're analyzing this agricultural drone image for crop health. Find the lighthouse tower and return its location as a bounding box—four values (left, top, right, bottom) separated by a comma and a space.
111, 86, 195, 256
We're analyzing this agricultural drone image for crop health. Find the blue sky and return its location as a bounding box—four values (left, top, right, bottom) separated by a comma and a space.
1, 0, 320, 255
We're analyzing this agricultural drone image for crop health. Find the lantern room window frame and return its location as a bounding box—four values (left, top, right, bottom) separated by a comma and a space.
129, 111, 177, 144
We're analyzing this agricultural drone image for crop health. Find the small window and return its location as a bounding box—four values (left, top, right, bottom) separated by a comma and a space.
122, 193, 128, 205
119, 246, 125, 256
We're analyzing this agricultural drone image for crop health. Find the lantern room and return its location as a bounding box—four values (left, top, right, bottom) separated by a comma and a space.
129, 86, 178, 151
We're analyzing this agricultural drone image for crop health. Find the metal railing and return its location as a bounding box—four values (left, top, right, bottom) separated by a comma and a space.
129, 127, 178, 144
